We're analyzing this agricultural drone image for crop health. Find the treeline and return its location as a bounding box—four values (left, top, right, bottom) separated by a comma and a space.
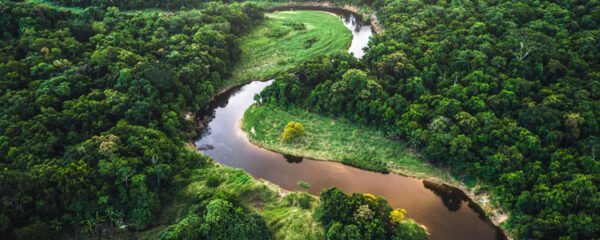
46, 0, 252, 10
0, 1, 263, 238
46, 0, 374, 11
258, 0, 600, 239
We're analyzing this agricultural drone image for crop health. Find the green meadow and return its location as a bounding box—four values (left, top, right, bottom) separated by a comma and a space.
242, 105, 462, 186
225, 10, 352, 86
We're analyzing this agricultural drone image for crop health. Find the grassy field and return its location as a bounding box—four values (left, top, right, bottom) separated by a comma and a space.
242, 105, 463, 186
223, 10, 352, 87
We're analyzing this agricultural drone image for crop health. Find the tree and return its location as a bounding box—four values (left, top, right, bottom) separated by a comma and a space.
389, 208, 406, 225
0, 1, 268, 237
297, 181, 311, 190
282, 121, 305, 141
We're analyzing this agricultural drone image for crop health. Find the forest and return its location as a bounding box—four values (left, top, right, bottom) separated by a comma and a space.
257, 0, 600, 239
2, 0, 599, 239
0, 1, 267, 238
0, 0, 426, 239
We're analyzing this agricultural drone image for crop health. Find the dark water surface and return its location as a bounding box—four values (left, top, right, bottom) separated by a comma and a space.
195, 10, 505, 240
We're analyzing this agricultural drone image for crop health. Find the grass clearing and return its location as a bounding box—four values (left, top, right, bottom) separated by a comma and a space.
242, 105, 462, 186
262, 192, 325, 240
223, 10, 352, 87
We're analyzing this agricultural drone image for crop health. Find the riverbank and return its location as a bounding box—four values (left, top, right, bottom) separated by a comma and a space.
242, 104, 511, 238
242, 105, 461, 184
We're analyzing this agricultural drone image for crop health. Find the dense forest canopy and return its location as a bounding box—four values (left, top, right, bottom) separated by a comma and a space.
44, 0, 370, 10
0, 1, 264, 238
317, 187, 428, 240
1, 1, 426, 239
257, 0, 600, 239
2, 0, 600, 239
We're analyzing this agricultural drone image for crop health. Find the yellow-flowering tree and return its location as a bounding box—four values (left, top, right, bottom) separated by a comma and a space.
389, 208, 407, 225
362, 193, 377, 203
282, 121, 305, 141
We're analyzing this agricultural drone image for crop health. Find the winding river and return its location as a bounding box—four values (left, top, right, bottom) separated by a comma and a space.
195, 9, 505, 240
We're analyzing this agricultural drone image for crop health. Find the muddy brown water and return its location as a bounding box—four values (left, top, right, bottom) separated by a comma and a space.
194, 9, 506, 240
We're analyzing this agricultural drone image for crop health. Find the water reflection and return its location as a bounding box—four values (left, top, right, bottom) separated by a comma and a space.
423, 180, 467, 212
337, 12, 372, 58
283, 154, 304, 163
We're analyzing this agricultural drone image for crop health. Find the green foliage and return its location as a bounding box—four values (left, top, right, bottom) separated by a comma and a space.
282, 20, 306, 30
160, 198, 271, 240
303, 36, 318, 48
342, 156, 389, 173
282, 121, 305, 141
258, 0, 600, 238
206, 174, 223, 188
243, 105, 455, 180
263, 192, 325, 239
176, 166, 324, 240
42, 0, 371, 12
298, 194, 312, 209
265, 25, 292, 38
391, 221, 428, 240
5, 0, 600, 238
317, 187, 427, 240
297, 181, 311, 190
0, 1, 265, 238
227, 10, 352, 86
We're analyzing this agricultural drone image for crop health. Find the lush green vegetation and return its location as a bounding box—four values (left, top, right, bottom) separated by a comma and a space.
257, 0, 600, 238
317, 187, 428, 240
40, 0, 375, 11
151, 166, 428, 240
243, 105, 458, 184
157, 165, 324, 240
226, 10, 352, 86
0, 1, 265, 238
0, 1, 426, 239
8, 0, 599, 238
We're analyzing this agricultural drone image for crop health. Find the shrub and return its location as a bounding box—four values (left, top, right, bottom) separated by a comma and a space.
283, 20, 306, 30
206, 174, 222, 188
389, 208, 406, 225
298, 194, 312, 209
342, 157, 389, 173
265, 26, 290, 38
303, 36, 318, 48
297, 181, 311, 190
276, 59, 287, 65
282, 121, 305, 141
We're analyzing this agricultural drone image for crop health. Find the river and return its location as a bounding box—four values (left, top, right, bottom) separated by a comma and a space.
195, 9, 505, 240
